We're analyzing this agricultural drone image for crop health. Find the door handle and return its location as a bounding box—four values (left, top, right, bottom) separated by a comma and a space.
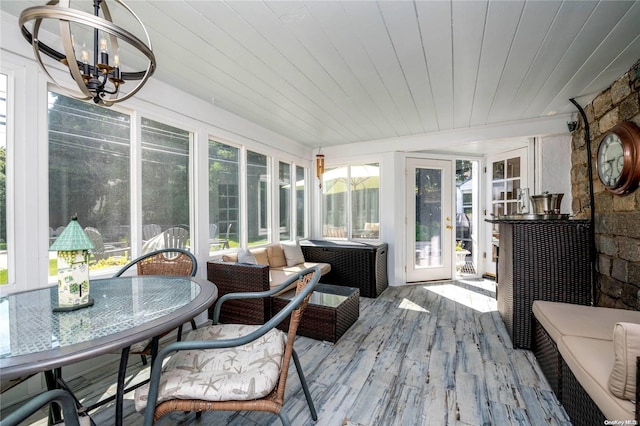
446, 225, 453, 230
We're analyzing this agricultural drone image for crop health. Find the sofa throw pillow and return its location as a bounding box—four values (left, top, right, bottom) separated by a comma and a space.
237, 249, 257, 265
267, 244, 287, 268
608, 322, 640, 400
251, 248, 270, 266
281, 240, 305, 267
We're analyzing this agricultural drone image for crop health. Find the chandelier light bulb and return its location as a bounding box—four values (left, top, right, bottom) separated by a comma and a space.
19, 0, 156, 106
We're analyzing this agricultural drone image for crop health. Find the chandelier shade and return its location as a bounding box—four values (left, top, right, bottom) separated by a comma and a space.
19, 0, 156, 106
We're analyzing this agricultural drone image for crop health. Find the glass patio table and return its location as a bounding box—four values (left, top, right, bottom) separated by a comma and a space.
0, 276, 218, 423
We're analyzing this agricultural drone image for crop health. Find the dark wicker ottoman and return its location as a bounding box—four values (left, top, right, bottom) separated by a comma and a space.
272, 284, 359, 343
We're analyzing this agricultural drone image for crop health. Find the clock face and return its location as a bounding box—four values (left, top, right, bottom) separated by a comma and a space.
596, 122, 640, 195
597, 133, 624, 187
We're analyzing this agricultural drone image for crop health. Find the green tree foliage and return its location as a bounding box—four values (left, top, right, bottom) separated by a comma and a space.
141, 117, 189, 227
48, 93, 130, 235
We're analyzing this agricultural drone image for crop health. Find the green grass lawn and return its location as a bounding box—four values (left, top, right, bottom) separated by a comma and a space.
0, 260, 56, 285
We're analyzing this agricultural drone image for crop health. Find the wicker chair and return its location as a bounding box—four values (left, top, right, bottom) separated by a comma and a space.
0, 389, 81, 426
137, 266, 321, 426
112, 248, 198, 424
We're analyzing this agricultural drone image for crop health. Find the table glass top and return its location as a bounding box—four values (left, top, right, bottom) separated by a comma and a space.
276, 284, 357, 308
0, 276, 200, 359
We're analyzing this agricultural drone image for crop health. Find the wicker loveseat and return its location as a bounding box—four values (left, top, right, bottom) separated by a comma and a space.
532, 301, 640, 425
207, 242, 331, 324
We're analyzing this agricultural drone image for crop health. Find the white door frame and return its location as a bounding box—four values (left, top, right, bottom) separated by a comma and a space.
406, 158, 454, 282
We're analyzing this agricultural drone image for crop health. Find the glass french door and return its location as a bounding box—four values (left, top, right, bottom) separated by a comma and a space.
484, 148, 528, 277
406, 158, 453, 282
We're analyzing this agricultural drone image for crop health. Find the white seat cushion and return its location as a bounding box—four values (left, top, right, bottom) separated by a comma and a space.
532, 301, 640, 343
134, 324, 286, 412
558, 335, 635, 421
269, 262, 331, 292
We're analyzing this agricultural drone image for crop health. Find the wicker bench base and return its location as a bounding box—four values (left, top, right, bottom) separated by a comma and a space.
561, 358, 607, 426
273, 284, 359, 343
532, 317, 562, 400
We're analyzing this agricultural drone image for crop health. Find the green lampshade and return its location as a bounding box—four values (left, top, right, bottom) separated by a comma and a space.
49, 217, 95, 251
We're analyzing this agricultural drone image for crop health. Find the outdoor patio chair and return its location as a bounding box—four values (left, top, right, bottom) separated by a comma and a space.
209, 223, 231, 250
83, 226, 127, 261
0, 389, 81, 426
114, 248, 198, 357
142, 223, 162, 240
162, 226, 189, 249
136, 266, 321, 426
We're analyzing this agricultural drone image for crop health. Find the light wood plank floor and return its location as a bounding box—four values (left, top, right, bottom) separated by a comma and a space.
4, 279, 570, 425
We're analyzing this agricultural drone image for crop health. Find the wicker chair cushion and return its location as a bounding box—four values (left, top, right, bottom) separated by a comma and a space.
270, 262, 331, 293
559, 335, 634, 421
267, 244, 287, 268
281, 240, 305, 266
533, 301, 640, 343
134, 324, 286, 412
609, 322, 640, 400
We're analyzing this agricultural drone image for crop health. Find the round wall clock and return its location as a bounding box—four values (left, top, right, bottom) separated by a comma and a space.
596, 121, 640, 195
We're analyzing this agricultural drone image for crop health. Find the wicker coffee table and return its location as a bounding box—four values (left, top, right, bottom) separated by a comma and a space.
272, 284, 359, 343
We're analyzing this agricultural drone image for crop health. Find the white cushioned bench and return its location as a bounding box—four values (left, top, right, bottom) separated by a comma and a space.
532, 301, 640, 424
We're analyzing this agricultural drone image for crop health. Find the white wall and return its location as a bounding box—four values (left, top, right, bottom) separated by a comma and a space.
537, 135, 573, 214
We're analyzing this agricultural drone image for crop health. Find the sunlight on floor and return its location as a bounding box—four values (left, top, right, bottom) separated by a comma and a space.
398, 298, 430, 313
423, 282, 497, 313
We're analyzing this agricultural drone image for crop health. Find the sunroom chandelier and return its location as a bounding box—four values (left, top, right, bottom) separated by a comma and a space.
19, 0, 156, 106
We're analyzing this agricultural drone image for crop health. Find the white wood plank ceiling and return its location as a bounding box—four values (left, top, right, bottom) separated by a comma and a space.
3, 1, 640, 148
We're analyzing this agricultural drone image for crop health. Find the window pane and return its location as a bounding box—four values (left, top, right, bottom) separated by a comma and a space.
48, 93, 131, 274
351, 163, 379, 239
141, 118, 190, 252
506, 157, 520, 178
209, 140, 239, 253
279, 161, 291, 241
0, 74, 7, 285
247, 150, 269, 246
322, 166, 348, 238
296, 166, 305, 238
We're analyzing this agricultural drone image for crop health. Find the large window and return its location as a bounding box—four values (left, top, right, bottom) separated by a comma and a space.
296, 165, 306, 238
248, 150, 270, 246
141, 118, 191, 252
279, 161, 291, 241
0, 74, 7, 285
208, 140, 239, 253
322, 163, 379, 240
48, 93, 131, 274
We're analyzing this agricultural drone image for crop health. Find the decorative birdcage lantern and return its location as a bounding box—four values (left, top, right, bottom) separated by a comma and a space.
49, 216, 95, 311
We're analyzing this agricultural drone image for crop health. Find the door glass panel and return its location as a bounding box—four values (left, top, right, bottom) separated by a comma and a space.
415, 167, 442, 268
493, 161, 504, 179
506, 157, 520, 178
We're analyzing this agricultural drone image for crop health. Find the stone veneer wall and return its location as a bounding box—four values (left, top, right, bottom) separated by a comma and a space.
571, 58, 640, 309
